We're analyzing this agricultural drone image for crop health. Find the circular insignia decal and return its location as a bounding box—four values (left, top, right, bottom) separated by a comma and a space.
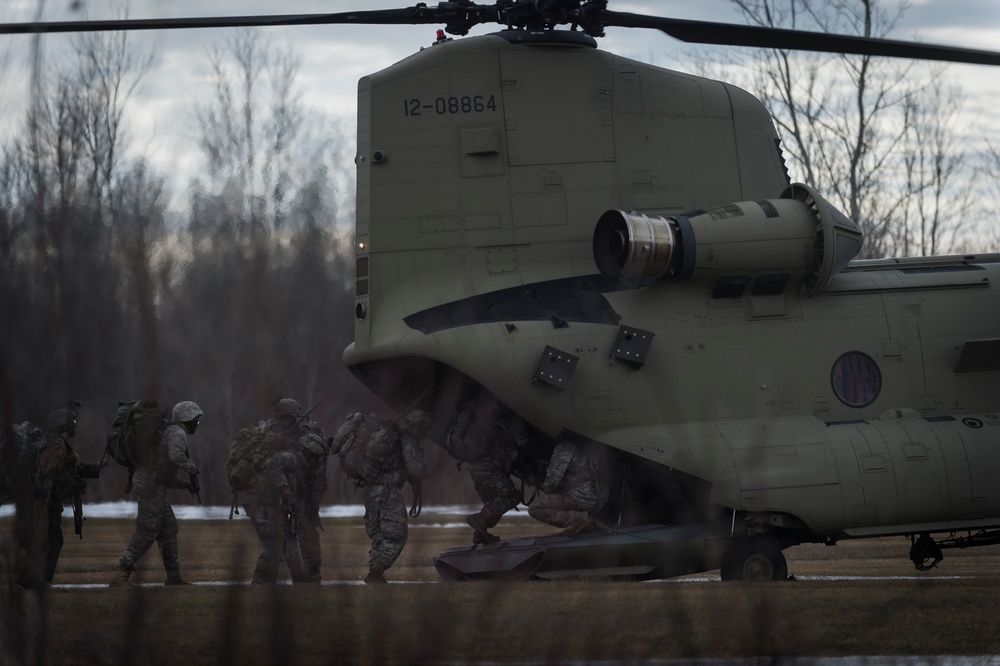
962, 418, 984, 429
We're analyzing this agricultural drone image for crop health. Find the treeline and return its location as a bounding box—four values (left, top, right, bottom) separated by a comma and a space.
0, 29, 475, 506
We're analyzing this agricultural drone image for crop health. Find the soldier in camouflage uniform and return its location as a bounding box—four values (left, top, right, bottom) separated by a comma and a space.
361, 409, 431, 584
243, 446, 307, 584
111, 401, 202, 586
11, 405, 102, 589
445, 393, 530, 545
259, 398, 329, 583
528, 438, 607, 535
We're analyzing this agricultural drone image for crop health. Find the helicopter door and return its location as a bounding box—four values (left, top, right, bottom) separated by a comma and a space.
845, 424, 899, 528
875, 419, 951, 524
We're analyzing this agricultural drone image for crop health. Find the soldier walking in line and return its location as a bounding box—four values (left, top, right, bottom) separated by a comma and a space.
361, 409, 431, 584
259, 398, 330, 583
111, 401, 202, 586
243, 444, 307, 584
9, 401, 102, 589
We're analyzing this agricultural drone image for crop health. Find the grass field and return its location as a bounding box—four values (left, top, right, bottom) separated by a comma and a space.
3, 513, 1000, 665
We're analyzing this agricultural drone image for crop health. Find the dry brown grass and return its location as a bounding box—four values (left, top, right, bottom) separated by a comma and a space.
3, 514, 1000, 664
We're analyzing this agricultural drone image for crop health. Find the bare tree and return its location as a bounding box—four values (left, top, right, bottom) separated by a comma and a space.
173, 30, 360, 500
194, 29, 303, 229
73, 26, 153, 215
978, 141, 1000, 252
0, 8, 163, 500
727, 0, 969, 258
898, 81, 976, 256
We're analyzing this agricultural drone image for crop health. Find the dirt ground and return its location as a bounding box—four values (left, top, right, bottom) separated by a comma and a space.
3, 512, 1000, 665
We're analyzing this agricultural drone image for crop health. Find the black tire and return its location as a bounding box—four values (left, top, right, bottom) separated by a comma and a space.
720, 537, 788, 581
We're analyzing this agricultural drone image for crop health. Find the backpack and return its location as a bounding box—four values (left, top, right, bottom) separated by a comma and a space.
226, 426, 285, 491
1, 422, 46, 503
330, 412, 380, 481
104, 399, 167, 472
445, 397, 503, 463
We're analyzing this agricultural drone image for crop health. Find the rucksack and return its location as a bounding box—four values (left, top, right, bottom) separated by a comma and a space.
226, 426, 285, 491
1, 422, 46, 503
445, 397, 503, 463
104, 399, 168, 472
330, 412, 380, 481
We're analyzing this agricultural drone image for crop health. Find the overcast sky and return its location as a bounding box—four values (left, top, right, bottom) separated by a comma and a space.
2, 0, 1000, 215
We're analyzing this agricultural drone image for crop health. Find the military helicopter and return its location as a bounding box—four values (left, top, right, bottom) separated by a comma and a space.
9, 1, 1000, 581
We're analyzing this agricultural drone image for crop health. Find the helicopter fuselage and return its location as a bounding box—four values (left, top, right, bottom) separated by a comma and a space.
344, 31, 1000, 570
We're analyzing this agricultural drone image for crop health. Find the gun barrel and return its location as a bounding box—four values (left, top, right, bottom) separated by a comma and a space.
73, 494, 84, 539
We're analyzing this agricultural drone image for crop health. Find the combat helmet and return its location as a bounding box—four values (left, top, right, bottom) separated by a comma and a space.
47, 399, 81, 434
171, 401, 203, 423
272, 398, 302, 419
47, 409, 76, 434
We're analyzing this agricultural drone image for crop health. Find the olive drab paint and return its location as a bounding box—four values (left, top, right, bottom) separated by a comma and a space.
343, 28, 1000, 578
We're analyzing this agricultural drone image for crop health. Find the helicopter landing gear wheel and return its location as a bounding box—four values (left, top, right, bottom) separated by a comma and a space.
720, 538, 788, 581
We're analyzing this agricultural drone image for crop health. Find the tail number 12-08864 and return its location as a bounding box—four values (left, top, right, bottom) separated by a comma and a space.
403, 95, 498, 117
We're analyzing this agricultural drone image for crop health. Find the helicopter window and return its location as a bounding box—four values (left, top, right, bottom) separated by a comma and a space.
711, 275, 749, 299
831, 352, 881, 408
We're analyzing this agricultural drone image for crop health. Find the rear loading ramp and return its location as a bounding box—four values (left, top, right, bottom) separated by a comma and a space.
433, 522, 744, 581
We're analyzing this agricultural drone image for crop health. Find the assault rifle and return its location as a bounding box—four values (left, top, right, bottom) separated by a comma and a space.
72, 474, 84, 539
284, 501, 299, 561
72, 460, 102, 539
189, 471, 201, 504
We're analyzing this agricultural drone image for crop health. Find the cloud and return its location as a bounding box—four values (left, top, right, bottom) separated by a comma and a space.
2, 0, 999, 215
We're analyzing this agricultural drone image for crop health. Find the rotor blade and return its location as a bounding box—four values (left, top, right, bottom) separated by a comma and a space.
603, 11, 1000, 67
0, 8, 449, 35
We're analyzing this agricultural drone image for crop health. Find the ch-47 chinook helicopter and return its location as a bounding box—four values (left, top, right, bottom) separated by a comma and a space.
10, 1, 1000, 581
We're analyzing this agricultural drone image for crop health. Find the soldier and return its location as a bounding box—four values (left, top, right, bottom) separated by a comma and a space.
445, 393, 530, 545
243, 445, 307, 584
528, 438, 607, 535
12, 403, 102, 589
111, 400, 202, 586
260, 398, 329, 583
361, 409, 431, 584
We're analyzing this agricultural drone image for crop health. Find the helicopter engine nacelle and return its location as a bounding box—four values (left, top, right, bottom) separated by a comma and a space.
592, 183, 863, 295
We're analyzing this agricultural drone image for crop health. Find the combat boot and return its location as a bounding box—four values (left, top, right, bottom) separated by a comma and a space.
109, 565, 132, 586
467, 509, 500, 545
164, 569, 192, 586
562, 516, 595, 535
472, 529, 500, 545
364, 562, 387, 584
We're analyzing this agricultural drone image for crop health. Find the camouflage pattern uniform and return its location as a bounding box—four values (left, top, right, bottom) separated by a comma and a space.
260, 398, 329, 583
13, 407, 101, 589
112, 401, 202, 586
446, 395, 530, 544
243, 448, 306, 584
361, 410, 430, 584
528, 438, 606, 534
